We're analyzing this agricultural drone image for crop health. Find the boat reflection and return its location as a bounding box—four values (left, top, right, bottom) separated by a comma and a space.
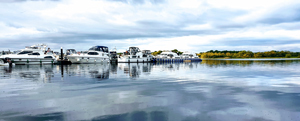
0, 63, 113, 82
118, 63, 153, 78
154, 61, 201, 71
0, 65, 55, 82
58, 64, 110, 81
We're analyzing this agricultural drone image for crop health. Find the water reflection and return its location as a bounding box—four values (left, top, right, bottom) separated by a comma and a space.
118, 63, 152, 78
1, 60, 300, 121
201, 59, 300, 67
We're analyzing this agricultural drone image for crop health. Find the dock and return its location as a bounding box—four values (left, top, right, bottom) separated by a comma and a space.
153, 58, 202, 62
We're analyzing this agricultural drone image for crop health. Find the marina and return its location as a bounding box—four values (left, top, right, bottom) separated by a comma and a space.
1, 0, 300, 120
0, 44, 202, 66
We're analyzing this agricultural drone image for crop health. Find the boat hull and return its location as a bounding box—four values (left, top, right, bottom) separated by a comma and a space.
3, 58, 55, 65
68, 57, 110, 64
118, 57, 152, 63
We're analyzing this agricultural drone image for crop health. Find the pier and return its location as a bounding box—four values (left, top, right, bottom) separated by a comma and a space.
153, 58, 202, 63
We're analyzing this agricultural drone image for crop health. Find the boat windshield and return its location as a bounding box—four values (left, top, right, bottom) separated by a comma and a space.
67, 49, 76, 54
89, 46, 108, 53
25, 46, 39, 49
18, 51, 33, 55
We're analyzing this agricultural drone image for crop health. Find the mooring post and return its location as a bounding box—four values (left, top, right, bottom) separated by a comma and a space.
60, 47, 63, 60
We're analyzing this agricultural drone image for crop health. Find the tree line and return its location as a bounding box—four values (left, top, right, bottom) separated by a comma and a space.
198, 50, 300, 58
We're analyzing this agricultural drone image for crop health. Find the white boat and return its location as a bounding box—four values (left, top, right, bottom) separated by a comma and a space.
67, 46, 110, 64
0, 44, 56, 65
142, 50, 154, 62
181, 52, 199, 59
156, 51, 181, 59
118, 47, 152, 63
109, 47, 118, 63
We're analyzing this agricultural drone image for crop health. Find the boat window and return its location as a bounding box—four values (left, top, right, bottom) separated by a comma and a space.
88, 52, 99, 55
89, 46, 109, 53
28, 52, 40, 55
103, 48, 108, 53
18, 51, 33, 55
67, 49, 76, 54
44, 56, 53, 58
168, 54, 174, 57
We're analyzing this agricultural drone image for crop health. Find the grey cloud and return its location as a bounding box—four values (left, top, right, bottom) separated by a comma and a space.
259, 4, 300, 25
212, 38, 300, 46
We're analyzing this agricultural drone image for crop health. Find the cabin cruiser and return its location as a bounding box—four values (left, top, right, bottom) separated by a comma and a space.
181, 52, 199, 59
118, 47, 152, 63
142, 50, 154, 62
109, 47, 118, 63
0, 44, 56, 65
156, 51, 181, 59
67, 46, 110, 64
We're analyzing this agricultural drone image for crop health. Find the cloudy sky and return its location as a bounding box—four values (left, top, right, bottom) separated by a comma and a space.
0, 0, 300, 52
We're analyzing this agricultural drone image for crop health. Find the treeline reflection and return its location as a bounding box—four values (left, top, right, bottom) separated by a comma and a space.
201, 59, 300, 67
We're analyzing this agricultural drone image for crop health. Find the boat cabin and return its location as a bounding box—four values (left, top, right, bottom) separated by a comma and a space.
89, 46, 109, 53
128, 47, 141, 55
66, 49, 76, 54
142, 50, 151, 55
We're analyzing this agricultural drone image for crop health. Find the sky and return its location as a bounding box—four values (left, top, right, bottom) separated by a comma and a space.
0, 0, 300, 53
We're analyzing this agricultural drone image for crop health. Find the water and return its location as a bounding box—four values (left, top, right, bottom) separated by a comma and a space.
1, 60, 300, 121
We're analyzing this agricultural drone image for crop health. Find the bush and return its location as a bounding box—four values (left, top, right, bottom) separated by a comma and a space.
285, 54, 291, 58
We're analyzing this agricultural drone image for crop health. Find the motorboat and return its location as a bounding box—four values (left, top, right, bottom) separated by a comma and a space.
181, 52, 199, 59
109, 47, 118, 63
67, 46, 110, 64
142, 50, 154, 62
156, 51, 181, 59
0, 44, 56, 65
118, 47, 152, 63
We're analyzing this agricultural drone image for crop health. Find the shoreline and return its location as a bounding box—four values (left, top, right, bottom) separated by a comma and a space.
201, 58, 300, 60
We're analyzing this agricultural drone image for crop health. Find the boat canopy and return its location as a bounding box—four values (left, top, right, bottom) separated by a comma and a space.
128, 47, 141, 55
66, 49, 76, 54
89, 46, 109, 53
142, 50, 151, 54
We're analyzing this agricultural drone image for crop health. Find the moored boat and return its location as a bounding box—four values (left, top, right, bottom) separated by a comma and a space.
181, 51, 199, 59
67, 46, 110, 64
156, 51, 181, 59
0, 44, 56, 65
118, 47, 152, 63
109, 47, 118, 63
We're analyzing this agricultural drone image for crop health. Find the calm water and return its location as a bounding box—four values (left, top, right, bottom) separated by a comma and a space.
1, 60, 300, 121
